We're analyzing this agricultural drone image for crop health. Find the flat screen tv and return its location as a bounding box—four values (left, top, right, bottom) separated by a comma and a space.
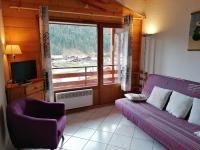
11, 60, 37, 83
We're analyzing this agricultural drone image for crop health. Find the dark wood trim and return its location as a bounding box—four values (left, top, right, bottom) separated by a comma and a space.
188, 49, 200, 51
191, 11, 200, 15
97, 24, 103, 105
111, 28, 115, 79
49, 17, 123, 28
54, 85, 98, 93
52, 70, 116, 79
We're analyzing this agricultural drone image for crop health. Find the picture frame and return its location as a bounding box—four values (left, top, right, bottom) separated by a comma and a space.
188, 11, 200, 51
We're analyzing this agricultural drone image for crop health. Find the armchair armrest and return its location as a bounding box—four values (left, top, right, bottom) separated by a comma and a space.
26, 99, 65, 118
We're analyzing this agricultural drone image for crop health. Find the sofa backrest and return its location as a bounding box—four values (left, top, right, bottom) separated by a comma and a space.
142, 74, 200, 99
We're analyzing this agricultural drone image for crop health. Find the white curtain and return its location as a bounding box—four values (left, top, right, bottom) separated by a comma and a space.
118, 16, 133, 92
141, 35, 156, 74
39, 6, 54, 102
140, 35, 156, 87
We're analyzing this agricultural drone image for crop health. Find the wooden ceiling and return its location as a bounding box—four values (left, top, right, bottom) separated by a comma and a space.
80, 0, 117, 11
7, 0, 144, 19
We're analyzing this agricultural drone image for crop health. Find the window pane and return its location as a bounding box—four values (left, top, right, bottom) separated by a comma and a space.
103, 28, 120, 84
49, 23, 98, 90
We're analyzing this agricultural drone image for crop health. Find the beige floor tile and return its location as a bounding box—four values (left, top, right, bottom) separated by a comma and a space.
64, 125, 81, 136
115, 124, 135, 137
81, 118, 104, 129
104, 114, 122, 124
130, 138, 154, 150
91, 130, 113, 143
73, 127, 96, 139
62, 137, 88, 150
98, 121, 118, 132
83, 141, 107, 150
106, 145, 127, 150
109, 134, 132, 149
119, 117, 136, 128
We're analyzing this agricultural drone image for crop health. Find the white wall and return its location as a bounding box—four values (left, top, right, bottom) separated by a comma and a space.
0, 0, 9, 149
120, 0, 200, 82
143, 0, 200, 82
117, 0, 146, 14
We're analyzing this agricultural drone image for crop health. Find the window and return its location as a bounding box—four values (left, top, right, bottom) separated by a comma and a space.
103, 28, 121, 84
49, 22, 123, 90
49, 23, 98, 90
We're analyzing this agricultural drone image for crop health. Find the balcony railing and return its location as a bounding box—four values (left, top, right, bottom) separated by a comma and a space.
52, 65, 118, 91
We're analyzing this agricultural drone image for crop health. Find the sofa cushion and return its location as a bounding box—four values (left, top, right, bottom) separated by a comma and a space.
147, 86, 172, 110
166, 91, 193, 118
188, 98, 200, 125
115, 98, 200, 150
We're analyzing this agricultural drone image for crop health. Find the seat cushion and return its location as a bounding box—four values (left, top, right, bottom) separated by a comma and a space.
115, 98, 200, 150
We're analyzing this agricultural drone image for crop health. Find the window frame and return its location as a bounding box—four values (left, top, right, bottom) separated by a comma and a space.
49, 18, 123, 91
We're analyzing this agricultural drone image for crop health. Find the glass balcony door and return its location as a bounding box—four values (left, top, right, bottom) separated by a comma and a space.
103, 27, 122, 85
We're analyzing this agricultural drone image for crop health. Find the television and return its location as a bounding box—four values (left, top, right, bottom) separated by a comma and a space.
11, 60, 37, 83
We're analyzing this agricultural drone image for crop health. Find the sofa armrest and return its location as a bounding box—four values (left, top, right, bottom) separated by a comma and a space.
27, 99, 65, 117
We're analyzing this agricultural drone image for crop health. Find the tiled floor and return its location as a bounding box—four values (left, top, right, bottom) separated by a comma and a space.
11, 105, 167, 150
58, 105, 167, 150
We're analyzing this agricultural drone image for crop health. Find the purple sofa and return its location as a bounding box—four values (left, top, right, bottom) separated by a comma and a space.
115, 74, 200, 150
6, 98, 66, 150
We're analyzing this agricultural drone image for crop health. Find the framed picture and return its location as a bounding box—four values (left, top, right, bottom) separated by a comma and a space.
188, 11, 200, 51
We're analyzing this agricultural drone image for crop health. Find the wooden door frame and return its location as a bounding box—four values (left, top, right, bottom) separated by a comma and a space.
97, 24, 103, 105
49, 19, 123, 105
99, 25, 124, 104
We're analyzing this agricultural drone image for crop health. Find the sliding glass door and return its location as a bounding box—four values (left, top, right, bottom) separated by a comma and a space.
99, 27, 124, 104
103, 27, 122, 85
49, 21, 123, 104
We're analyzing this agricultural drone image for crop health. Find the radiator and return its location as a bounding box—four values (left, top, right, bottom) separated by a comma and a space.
55, 89, 93, 110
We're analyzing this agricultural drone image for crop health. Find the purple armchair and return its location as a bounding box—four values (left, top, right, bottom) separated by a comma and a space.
6, 98, 66, 150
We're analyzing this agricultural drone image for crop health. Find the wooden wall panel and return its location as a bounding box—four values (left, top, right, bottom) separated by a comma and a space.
101, 84, 123, 104
2, 0, 136, 82
2, 0, 143, 104
2, 0, 41, 81
5, 27, 39, 43
132, 19, 142, 92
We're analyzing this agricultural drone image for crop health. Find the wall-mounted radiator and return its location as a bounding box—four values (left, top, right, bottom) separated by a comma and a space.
55, 89, 93, 110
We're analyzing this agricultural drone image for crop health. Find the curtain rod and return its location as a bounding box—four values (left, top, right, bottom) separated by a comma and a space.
9, 6, 144, 20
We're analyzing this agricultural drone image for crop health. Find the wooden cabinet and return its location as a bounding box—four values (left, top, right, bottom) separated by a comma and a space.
26, 81, 44, 96
6, 79, 45, 103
